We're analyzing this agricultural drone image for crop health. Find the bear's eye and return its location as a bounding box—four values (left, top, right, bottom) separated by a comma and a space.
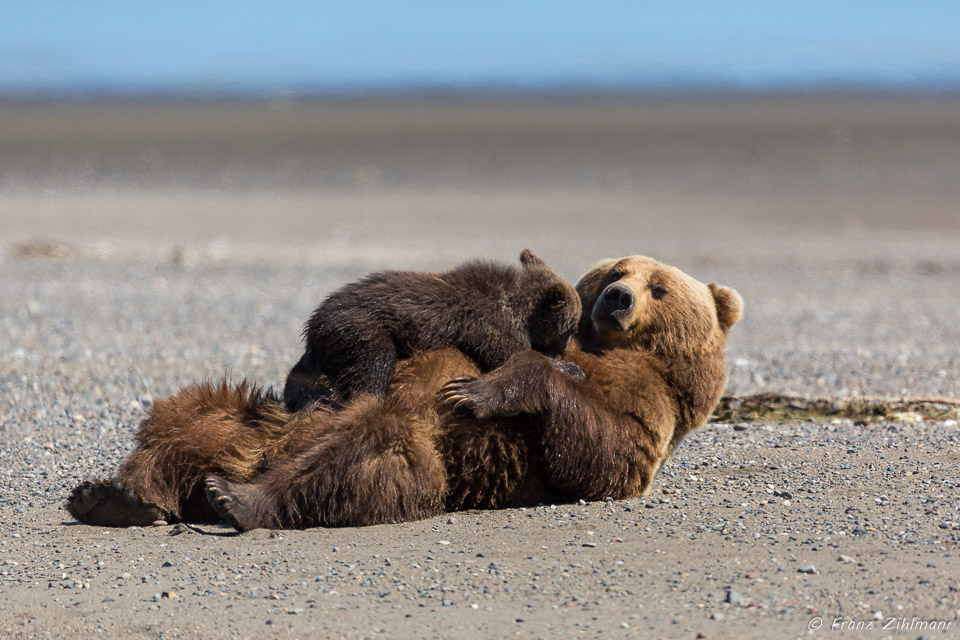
545, 290, 566, 308
650, 284, 668, 300
543, 287, 567, 309
607, 270, 625, 284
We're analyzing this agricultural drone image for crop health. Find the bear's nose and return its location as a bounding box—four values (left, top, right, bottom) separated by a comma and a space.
595, 283, 634, 317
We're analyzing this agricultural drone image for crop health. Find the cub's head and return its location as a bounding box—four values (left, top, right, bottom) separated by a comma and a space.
575, 256, 742, 357
514, 249, 583, 357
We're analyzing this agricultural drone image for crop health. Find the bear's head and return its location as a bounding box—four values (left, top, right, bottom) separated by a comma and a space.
513, 249, 583, 357
575, 255, 742, 359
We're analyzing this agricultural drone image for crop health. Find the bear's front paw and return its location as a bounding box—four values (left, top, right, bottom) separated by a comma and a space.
439, 376, 507, 419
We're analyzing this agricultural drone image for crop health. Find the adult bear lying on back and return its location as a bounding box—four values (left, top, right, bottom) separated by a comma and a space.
66, 255, 742, 530
282, 249, 582, 410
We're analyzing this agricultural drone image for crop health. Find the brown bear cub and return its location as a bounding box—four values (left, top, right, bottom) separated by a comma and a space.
282, 249, 582, 410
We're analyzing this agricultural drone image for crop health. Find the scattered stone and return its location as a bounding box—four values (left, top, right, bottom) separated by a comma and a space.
838, 555, 855, 564
582, 542, 597, 548
798, 565, 817, 574
447, 517, 457, 524
726, 588, 744, 606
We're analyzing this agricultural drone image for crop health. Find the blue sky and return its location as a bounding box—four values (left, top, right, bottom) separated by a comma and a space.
2, 1, 959, 94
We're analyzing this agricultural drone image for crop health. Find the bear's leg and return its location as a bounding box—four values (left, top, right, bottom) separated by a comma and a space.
205, 394, 447, 531
309, 322, 398, 399
66, 380, 290, 527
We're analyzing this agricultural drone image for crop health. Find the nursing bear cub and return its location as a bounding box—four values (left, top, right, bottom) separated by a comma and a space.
66, 255, 741, 530
282, 249, 582, 411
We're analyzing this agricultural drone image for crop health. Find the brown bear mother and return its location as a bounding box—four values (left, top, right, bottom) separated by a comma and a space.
67, 256, 741, 529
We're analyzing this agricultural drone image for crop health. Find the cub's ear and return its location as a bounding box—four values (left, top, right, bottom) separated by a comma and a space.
708, 283, 743, 332
520, 249, 547, 268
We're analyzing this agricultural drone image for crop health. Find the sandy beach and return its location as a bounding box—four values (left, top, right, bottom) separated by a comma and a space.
1, 95, 959, 638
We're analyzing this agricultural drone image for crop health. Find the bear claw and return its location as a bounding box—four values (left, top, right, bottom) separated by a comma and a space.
204, 475, 249, 532
439, 376, 502, 419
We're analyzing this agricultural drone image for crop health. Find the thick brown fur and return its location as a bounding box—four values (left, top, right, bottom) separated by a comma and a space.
67, 256, 741, 530
282, 249, 581, 410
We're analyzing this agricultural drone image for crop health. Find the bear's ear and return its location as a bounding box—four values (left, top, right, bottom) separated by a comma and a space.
708, 283, 743, 332
520, 249, 547, 268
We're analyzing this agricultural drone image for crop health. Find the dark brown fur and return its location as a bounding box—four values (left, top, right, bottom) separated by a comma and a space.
282, 249, 581, 410
67, 256, 741, 530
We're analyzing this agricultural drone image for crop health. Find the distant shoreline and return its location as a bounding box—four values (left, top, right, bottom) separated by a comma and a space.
3, 85, 960, 106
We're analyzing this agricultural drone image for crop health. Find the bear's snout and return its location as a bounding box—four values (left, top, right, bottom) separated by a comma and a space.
593, 283, 635, 325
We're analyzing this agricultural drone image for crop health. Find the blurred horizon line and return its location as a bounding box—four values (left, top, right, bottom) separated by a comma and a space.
5, 83, 960, 104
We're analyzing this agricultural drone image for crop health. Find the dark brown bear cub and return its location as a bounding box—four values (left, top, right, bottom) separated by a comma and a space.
282, 250, 581, 410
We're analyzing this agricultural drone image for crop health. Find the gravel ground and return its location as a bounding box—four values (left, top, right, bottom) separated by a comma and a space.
1, 96, 959, 639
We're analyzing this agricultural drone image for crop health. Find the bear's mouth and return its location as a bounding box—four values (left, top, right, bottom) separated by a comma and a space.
592, 313, 629, 336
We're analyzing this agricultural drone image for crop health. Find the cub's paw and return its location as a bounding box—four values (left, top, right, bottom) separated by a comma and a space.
66, 480, 170, 527
549, 358, 586, 382
439, 376, 509, 419
204, 476, 253, 532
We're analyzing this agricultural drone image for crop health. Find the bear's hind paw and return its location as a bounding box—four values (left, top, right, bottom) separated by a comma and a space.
205, 476, 254, 532
66, 480, 171, 527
